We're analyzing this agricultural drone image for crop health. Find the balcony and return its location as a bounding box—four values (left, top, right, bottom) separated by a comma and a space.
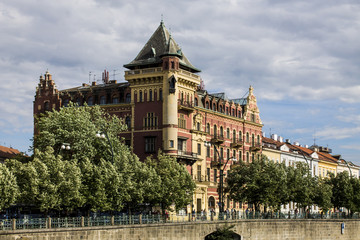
178, 99, 194, 112
250, 143, 261, 152
210, 134, 225, 144
176, 150, 198, 165
192, 175, 210, 184
230, 139, 243, 148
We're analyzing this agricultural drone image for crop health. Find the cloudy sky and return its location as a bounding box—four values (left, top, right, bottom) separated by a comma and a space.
1, 0, 359, 164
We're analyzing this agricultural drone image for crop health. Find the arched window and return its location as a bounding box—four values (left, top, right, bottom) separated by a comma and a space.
206, 123, 210, 134
125, 93, 131, 103
252, 134, 255, 146
206, 101, 209, 109
220, 126, 224, 137
226, 128, 230, 139
125, 116, 131, 129
252, 153, 255, 162
112, 96, 119, 104
214, 125, 217, 137
87, 97, 93, 106
246, 152, 249, 163
246, 132, 249, 143
208, 196, 215, 208
181, 92, 184, 103
239, 131, 242, 141
100, 96, 106, 105
139, 91, 143, 102
213, 103, 216, 111
257, 135, 260, 144
149, 90, 153, 101
233, 130, 236, 141
196, 122, 200, 131
239, 150, 242, 161
159, 89, 163, 100
44, 101, 50, 111
220, 105, 223, 112
227, 149, 230, 159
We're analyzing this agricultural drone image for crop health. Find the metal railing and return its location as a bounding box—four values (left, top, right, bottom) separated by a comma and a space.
1, 212, 360, 231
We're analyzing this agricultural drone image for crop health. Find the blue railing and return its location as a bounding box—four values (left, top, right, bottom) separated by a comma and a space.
1, 212, 359, 231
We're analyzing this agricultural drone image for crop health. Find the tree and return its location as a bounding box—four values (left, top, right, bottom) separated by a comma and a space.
145, 152, 196, 213
6, 147, 84, 213
226, 155, 287, 212
0, 163, 19, 211
329, 171, 355, 214
313, 177, 332, 213
33, 103, 126, 164
286, 162, 315, 210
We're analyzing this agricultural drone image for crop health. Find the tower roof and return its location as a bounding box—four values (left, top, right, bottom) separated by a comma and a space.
124, 21, 200, 73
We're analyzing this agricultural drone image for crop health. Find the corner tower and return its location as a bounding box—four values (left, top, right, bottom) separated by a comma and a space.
124, 21, 201, 158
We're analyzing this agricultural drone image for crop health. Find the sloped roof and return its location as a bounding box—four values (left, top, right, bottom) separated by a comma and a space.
124, 21, 200, 73
262, 137, 284, 148
0, 145, 20, 159
317, 151, 339, 164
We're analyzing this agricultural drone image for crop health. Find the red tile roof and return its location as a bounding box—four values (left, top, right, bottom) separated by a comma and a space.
0, 145, 20, 159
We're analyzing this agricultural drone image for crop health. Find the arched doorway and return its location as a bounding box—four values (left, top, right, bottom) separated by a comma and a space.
208, 196, 215, 209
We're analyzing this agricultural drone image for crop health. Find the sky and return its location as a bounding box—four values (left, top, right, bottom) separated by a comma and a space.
0, 0, 359, 164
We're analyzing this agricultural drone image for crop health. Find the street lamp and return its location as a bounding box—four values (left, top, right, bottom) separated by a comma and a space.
61, 143, 71, 150
96, 131, 114, 163
204, 141, 237, 216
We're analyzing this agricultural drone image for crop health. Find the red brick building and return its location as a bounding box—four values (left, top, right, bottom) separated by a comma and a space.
34, 21, 263, 213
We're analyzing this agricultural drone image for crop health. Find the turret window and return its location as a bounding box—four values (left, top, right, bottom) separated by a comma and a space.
125, 116, 131, 129
149, 90, 153, 101
139, 91, 143, 102
125, 93, 131, 103
44, 101, 50, 111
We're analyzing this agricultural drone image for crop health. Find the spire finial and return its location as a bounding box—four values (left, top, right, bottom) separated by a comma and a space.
160, 14, 164, 25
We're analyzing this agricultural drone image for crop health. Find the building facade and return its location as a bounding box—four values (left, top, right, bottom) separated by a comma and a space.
33, 22, 263, 213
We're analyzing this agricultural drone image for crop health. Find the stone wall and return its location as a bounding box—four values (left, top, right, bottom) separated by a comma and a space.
1, 219, 359, 240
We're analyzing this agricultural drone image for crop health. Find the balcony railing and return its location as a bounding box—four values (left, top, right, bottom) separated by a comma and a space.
193, 175, 210, 183
230, 139, 243, 148
178, 99, 194, 112
210, 134, 224, 144
250, 143, 261, 151
176, 150, 198, 166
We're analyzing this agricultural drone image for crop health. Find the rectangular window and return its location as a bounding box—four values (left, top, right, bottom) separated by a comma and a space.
145, 137, 156, 153
214, 169, 217, 183
207, 168, 210, 181
206, 146, 210, 157
197, 165, 201, 181
239, 150, 242, 161
197, 143, 201, 155
178, 114, 186, 129
169, 140, 174, 148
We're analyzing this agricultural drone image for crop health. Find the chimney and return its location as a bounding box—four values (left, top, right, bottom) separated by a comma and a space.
92, 81, 97, 86
271, 134, 278, 140
286, 139, 291, 144
262, 132, 266, 137
278, 136, 283, 143
294, 142, 300, 146
102, 69, 109, 84
305, 145, 309, 148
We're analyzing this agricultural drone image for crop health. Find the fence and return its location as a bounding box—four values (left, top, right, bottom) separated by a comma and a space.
1, 212, 359, 231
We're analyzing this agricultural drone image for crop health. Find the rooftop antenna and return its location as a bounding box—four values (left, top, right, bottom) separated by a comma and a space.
269, 128, 271, 137
89, 71, 92, 84
93, 74, 96, 82
313, 129, 317, 146
161, 14, 163, 24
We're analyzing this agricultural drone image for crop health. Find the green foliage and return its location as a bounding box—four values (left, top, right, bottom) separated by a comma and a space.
0, 163, 19, 211
145, 152, 196, 212
313, 178, 332, 212
287, 162, 316, 209
226, 155, 287, 211
34, 103, 126, 163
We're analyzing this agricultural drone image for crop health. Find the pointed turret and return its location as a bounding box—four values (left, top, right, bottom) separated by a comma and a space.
124, 21, 200, 73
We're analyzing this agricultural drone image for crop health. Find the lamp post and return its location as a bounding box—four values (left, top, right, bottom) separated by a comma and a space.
204, 141, 237, 216
58, 143, 71, 155
96, 131, 114, 163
